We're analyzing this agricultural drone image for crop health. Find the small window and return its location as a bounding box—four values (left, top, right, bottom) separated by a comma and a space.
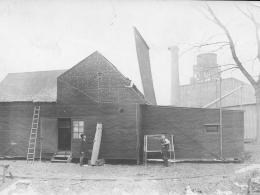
204, 124, 219, 133
73, 120, 84, 139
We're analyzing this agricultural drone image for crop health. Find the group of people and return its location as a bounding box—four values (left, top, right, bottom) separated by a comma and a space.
79, 133, 171, 167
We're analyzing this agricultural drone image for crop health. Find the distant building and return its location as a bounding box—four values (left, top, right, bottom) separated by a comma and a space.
191, 53, 220, 83
180, 78, 255, 108
179, 53, 256, 141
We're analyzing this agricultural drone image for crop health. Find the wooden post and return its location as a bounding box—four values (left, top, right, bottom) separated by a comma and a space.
143, 135, 147, 166
135, 104, 140, 165
143, 136, 145, 165
145, 136, 147, 166
3, 167, 6, 183
219, 76, 223, 159
40, 118, 43, 162
169, 135, 172, 160
171, 135, 175, 166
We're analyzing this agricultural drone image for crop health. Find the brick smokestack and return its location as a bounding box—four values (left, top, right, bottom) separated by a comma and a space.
168, 46, 180, 106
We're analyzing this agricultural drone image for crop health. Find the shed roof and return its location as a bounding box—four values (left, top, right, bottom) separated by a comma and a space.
180, 77, 256, 107
0, 70, 66, 102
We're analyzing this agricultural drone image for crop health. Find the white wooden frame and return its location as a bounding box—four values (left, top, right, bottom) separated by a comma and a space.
143, 134, 175, 166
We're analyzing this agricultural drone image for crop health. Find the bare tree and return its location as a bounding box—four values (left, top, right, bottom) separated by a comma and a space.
202, 3, 260, 143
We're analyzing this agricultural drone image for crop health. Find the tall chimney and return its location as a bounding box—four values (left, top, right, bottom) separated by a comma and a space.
168, 46, 180, 106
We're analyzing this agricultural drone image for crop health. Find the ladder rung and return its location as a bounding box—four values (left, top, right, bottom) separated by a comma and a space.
27, 153, 34, 155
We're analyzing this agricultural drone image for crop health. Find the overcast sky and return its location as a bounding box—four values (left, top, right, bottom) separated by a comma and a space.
0, 0, 259, 105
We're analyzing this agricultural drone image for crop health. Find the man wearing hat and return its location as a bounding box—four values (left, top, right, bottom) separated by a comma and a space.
80, 134, 88, 166
160, 134, 170, 167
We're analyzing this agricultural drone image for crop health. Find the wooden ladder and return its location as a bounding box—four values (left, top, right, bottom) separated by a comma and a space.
27, 106, 40, 163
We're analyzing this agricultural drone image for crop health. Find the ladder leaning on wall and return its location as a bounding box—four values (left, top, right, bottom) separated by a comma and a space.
26, 105, 41, 163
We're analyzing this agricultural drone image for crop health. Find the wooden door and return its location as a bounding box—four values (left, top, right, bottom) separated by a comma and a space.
58, 118, 71, 151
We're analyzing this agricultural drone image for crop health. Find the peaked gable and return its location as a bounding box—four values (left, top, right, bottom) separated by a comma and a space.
57, 51, 146, 104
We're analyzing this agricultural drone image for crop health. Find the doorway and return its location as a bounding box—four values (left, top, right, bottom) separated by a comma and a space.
58, 118, 71, 151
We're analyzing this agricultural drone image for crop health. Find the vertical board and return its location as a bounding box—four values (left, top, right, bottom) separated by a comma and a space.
91, 123, 102, 165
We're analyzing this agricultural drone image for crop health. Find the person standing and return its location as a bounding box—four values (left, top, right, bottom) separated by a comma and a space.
160, 134, 170, 167
80, 134, 88, 166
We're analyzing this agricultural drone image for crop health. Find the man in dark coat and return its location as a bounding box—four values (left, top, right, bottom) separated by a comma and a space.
160, 134, 170, 167
80, 134, 88, 166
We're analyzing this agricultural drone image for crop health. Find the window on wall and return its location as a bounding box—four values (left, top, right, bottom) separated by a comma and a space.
204, 124, 219, 133
73, 120, 84, 139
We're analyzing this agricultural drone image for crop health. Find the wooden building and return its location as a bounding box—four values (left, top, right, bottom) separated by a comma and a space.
180, 78, 255, 108
180, 78, 256, 141
225, 103, 256, 142
0, 51, 244, 162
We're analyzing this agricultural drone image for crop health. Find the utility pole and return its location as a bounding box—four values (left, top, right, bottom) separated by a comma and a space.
219, 74, 223, 159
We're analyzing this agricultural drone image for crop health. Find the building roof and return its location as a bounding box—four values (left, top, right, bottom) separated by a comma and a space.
0, 51, 146, 103
0, 70, 66, 102
180, 77, 256, 108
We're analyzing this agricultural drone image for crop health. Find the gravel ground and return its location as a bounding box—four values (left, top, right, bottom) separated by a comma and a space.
1, 143, 260, 195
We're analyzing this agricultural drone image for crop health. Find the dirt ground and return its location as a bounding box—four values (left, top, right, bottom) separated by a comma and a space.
1, 143, 260, 195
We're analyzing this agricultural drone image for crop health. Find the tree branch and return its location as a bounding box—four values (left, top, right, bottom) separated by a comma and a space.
180, 41, 229, 57
206, 4, 257, 87
236, 3, 260, 64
